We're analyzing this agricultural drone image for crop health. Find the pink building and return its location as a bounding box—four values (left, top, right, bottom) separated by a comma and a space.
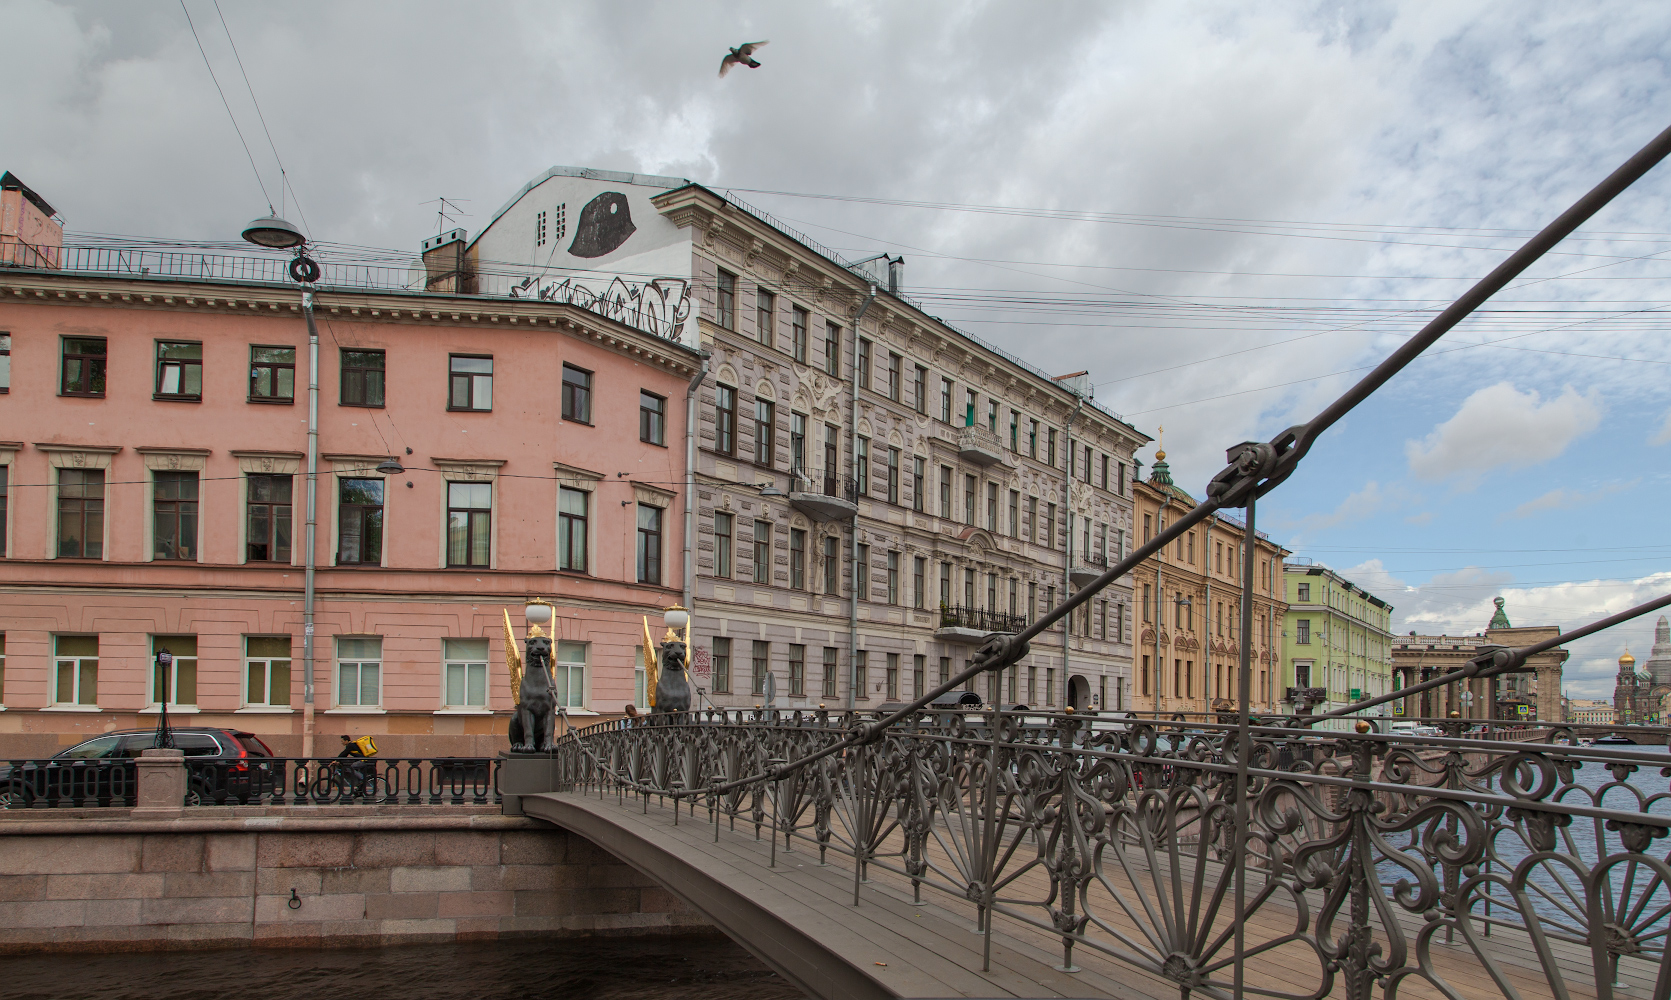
0, 255, 696, 756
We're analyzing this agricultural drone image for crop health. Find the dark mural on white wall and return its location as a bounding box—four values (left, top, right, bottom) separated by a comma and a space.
567, 192, 637, 258
509, 273, 691, 342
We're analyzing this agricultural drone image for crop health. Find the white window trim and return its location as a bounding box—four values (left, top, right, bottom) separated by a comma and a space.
242, 636, 295, 709
432, 458, 505, 570
333, 635, 384, 710
553, 462, 605, 573
138, 450, 208, 564
324, 456, 395, 569
554, 640, 590, 712
440, 639, 492, 711
231, 452, 303, 567
39, 446, 120, 561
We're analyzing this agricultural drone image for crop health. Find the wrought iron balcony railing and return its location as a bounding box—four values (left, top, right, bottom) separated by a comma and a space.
936, 604, 1028, 634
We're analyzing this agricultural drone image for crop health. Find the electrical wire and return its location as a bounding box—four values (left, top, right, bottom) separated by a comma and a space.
179, 0, 272, 212
212, 0, 311, 241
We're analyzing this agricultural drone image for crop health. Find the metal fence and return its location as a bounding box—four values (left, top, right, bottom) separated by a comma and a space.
0, 757, 500, 809
938, 604, 1030, 635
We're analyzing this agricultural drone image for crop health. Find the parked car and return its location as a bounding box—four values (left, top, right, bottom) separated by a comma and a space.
0, 728, 276, 808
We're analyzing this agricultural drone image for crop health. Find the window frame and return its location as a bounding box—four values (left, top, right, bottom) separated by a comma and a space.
716, 269, 736, 330
52, 635, 99, 707
149, 635, 198, 708
0, 331, 9, 394
152, 341, 204, 401
712, 636, 732, 695
335, 476, 385, 566
640, 390, 667, 446
554, 640, 587, 710
912, 364, 927, 414
243, 636, 293, 709
558, 487, 589, 573
824, 322, 841, 378
636, 503, 663, 585
713, 511, 733, 578
561, 363, 593, 424
447, 354, 494, 412
822, 646, 838, 699
911, 456, 924, 513
856, 338, 871, 391
442, 638, 490, 710
339, 348, 386, 408
789, 528, 807, 590
60, 336, 107, 397
246, 473, 294, 563
152, 471, 200, 562
791, 306, 809, 363
886, 447, 900, 505
56, 468, 105, 559
334, 636, 383, 709
788, 644, 806, 697
752, 518, 771, 585
715, 384, 737, 455
886, 352, 901, 402
445, 480, 493, 569
249, 345, 297, 404
754, 398, 776, 466
756, 288, 775, 346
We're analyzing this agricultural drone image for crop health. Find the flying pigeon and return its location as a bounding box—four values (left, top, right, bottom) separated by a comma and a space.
719, 40, 768, 77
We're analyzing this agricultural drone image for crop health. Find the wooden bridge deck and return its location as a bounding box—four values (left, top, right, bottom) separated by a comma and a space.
523, 790, 1659, 999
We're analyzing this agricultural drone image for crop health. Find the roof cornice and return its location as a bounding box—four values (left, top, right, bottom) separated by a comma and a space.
0, 270, 700, 379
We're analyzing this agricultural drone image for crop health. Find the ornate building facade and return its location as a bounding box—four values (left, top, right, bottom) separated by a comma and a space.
1391, 598, 1567, 722
1128, 448, 1288, 717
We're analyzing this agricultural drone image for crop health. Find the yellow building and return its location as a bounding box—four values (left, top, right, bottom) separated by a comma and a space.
1129, 445, 1288, 718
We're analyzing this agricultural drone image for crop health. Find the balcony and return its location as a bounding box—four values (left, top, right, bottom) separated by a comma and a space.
789, 470, 858, 522
956, 425, 1006, 467
1069, 552, 1108, 588
934, 605, 1028, 644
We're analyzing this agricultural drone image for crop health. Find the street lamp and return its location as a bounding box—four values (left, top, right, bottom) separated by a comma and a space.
153, 648, 175, 750
241, 215, 306, 249
524, 597, 554, 632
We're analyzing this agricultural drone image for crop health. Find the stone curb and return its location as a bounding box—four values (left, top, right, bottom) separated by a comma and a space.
0, 813, 546, 836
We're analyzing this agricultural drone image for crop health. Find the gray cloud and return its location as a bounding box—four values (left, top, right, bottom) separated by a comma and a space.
1404, 383, 1601, 487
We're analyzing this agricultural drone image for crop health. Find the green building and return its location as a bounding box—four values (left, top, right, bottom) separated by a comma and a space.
1281, 561, 1394, 721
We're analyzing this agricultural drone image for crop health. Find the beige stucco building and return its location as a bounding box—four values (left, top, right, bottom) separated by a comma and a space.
1390, 598, 1566, 722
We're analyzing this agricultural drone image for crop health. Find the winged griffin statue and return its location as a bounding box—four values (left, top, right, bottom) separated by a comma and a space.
504, 602, 557, 753
642, 606, 693, 718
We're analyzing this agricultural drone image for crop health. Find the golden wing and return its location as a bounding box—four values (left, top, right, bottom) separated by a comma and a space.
503, 609, 524, 706
643, 616, 659, 708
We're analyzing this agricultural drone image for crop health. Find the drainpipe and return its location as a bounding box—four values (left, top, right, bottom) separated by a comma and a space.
682, 350, 712, 620
1154, 493, 1172, 720
301, 291, 320, 759
1062, 393, 1083, 707
1203, 520, 1212, 714
845, 283, 877, 711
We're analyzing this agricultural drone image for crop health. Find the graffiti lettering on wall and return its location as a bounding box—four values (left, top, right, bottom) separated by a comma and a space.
509, 274, 692, 342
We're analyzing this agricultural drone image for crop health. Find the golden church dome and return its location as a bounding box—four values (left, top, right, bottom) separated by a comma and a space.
1620, 649, 1636, 666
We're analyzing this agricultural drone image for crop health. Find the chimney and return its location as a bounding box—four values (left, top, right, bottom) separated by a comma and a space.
1, 171, 63, 269
420, 228, 474, 293
887, 255, 904, 294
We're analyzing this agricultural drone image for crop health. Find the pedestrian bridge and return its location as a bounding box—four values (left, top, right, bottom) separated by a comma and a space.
509, 710, 1671, 1000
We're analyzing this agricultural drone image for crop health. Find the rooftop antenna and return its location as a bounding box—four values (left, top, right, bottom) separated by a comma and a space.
420, 197, 471, 236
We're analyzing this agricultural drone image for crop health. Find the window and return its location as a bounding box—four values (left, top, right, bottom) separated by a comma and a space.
1030, 582, 1038, 620
887, 447, 900, 505
757, 289, 775, 346
964, 568, 975, 607
822, 647, 838, 699
856, 543, 869, 600
886, 653, 899, 701
911, 457, 924, 512
1027, 496, 1037, 543
941, 656, 951, 687
0, 332, 8, 392
1009, 578, 1018, 616
1297, 582, 1311, 602
755, 399, 775, 465
536, 209, 547, 247
857, 338, 871, 390
987, 572, 997, 610
340, 349, 385, 407
449, 355, 493, 411
855, 650, 867, 700
153, 471, 198, 561
712, 637, 732, 695
149, 635, 197, 707
824, 424, 840, 489
246, 474, 292, 562
715, 384, 736, 455
986, 482, 998, 531
789, 644, 805, 696
0, 465, 7, 557
57, 469, 103, 558
791, 306, 808, 362
748, 640, 771, 697
939, 377, 954, 423
913, 556, 925, 609
335, 636, 381, 707
940, 562, 951, 607
913, 365, 927, 414
1009, 410, 1019, 451
790, 528, 806, 590
988, 400, 999, 433
1047, 428, 1058, 467
887, 551, 899, 605
716, 270, 736, 329
887, 352, 902, 401
245, 637, 292, 708
824, 322, 841, 378
1046, 668, 1056, 707
337, 478, 384, 565
54, 635, 98, 706
553, 203, 566, 242
447, 482, 492, 567
61, 337, 107, 396
558, 488, 589, 572
753, 519, 771, 585
561, 364, 592, 423
555, 641, 586, 709
1100, 454, 1109, 490
1294, 662, 1311, 688
913, 655, 925, 700
1045, 502, 1057, 548
1118, 461, 1126, 495
964, 389, 977, 427
1028, 419, 1038, 458
1296, 619, 1311, 644
790, 413, 807, 474
939, 465, 952, 518
856, 437, 870, 495
637, 504, 663, 584
1008, 490, 1019, 537
443, 640, 489, 708
713, 512, 733, 578
1187, 532, 1195, 565
823, 535, 839, 593
250, 346, 296, 402
964, 475, 976, 526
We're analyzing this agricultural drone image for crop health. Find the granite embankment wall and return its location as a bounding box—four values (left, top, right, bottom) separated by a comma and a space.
0, 807, 709, 953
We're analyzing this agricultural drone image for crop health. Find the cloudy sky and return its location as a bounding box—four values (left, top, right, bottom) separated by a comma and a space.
7, 1, 1669, 698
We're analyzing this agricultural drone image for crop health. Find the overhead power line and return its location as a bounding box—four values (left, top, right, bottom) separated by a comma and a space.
179, 0, 272, 212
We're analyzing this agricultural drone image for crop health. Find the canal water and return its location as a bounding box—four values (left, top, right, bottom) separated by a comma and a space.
0, 934, 805, 1000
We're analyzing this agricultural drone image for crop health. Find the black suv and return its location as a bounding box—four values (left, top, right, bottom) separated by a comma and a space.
0, 727, 277, 808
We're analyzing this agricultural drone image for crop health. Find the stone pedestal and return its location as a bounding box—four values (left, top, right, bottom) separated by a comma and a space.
497, 751, 561, 816
132, 748, 185, 815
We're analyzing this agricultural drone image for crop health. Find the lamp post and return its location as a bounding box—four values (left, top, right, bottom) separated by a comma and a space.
153, 648, 175, 750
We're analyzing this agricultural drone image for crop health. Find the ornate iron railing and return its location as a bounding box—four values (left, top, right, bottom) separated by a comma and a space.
938, 604, 1029, 634
555, 709, 1671, 998
0, 757, 500, 808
